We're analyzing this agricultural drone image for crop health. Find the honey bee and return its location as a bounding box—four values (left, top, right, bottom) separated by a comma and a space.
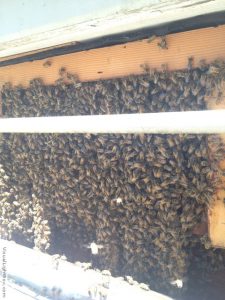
125, 275, 135, 285
58, 66, 67, 77
187, 57, 194, 70
43, 60, 52, 68
147, 35, 156, 43
157, 36, 168, 49
140, 63, 150, 73
139, 283, 150, 291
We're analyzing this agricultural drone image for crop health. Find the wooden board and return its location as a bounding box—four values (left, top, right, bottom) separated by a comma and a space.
0, 24, 225, 247
0, 25, 225, 87
207, 97, 225, 248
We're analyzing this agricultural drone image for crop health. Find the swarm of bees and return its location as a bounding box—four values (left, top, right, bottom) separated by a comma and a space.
0, 60, 225, 298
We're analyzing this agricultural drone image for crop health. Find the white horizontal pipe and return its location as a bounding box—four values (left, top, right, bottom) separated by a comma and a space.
0, 110, 225, 134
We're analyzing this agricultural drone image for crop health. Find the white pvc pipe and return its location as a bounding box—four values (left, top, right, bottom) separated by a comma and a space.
0, 110, 225, 134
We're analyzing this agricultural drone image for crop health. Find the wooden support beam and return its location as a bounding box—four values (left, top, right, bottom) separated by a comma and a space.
0, 25, 225, 87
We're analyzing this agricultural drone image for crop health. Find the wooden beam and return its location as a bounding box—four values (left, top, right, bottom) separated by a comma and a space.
208, 100, 225, 248
0, 25, 225, 88
207, 95, 225, 248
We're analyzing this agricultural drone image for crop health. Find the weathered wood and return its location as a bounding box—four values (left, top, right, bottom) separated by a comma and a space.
0, 25, 225, 88
0, 0, 225, 58
206, 96, 225, 248
0, 239, 172, 300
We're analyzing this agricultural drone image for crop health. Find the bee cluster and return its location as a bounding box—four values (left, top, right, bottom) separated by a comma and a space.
0, 60, 225, 298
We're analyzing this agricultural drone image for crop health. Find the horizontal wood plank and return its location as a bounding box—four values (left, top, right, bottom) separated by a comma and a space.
0, 25, 225, 88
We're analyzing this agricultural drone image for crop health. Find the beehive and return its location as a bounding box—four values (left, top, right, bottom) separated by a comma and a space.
0, 25, 225, 299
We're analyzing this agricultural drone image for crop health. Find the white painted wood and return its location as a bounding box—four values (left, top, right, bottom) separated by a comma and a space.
0, 239, 173, 300
1, 110, 225, 133
0, 0, 225, 58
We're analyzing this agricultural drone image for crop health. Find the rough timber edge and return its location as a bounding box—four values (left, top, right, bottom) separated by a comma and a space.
0, 0, 225, 59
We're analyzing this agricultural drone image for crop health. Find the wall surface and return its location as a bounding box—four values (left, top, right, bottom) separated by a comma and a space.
0, 0, 152, 38
0, 0, 225, 58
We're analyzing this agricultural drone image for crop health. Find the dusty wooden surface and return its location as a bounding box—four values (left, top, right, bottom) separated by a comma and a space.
0, 0, 224, 58
206, 94, 225, 248
0, 25, 225, 87
208, 136, 225, 247
0, 25, 224, 247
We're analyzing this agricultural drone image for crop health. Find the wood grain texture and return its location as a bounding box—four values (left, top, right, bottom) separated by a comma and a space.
0, 25, 225, 88
0, 0, 224, 58
0, 24, 224, 247
207, 96, 225, 248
